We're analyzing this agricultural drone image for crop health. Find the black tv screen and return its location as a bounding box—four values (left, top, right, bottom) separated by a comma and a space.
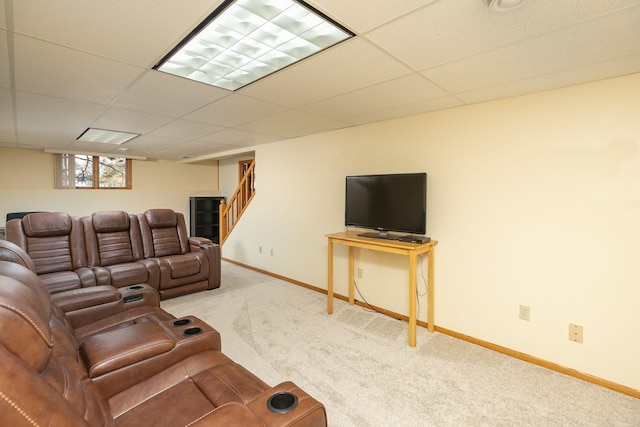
345, 173, 426, 239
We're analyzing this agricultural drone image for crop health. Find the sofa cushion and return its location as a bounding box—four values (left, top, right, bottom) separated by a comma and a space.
92, 211, 130, 233
21, 212, 71, 237
144, 209, 177, 229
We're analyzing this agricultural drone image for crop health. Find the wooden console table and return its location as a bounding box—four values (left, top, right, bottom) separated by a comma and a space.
326, 231, 437, 347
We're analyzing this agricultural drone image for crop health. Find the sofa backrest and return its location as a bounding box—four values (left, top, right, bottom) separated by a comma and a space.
0, 239, 37, 271
5, 212, 88, 275
138, 209, 190, 258
84, 211, 144, 267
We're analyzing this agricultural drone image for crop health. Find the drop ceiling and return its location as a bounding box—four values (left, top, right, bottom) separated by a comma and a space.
1, 0, 639, 161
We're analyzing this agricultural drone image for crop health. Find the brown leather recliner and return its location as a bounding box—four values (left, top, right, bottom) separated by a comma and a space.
5, 211, 96, 293
0, 239, 168, 338
138, 208, 221, 299
83, 210, 160, 289
0, 262, 327, 426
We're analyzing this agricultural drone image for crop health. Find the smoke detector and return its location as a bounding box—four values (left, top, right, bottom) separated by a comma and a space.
485, 0, 525, 11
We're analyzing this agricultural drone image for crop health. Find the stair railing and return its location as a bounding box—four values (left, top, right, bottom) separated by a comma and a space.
219, 159, 255, 245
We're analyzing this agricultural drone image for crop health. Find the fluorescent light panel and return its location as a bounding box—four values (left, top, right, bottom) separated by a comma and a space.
77, 128, 140, 145
153, 0, 355, 90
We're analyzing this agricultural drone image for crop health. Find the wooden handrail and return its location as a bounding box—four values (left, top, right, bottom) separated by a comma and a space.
219, 159, 256, 245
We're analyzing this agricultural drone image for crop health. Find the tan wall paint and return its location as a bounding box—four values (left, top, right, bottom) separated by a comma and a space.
223, 73, 640, 391
0, 149, 220, 224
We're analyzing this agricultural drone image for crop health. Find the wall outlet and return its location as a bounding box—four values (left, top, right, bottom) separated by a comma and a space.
519, 305, 530, 321
270, 249, 274, 256
357, 268, 363, 279
569, 323, 584, 343
259, 246, 263, 254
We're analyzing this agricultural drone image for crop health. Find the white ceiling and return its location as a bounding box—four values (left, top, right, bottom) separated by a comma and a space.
1, 0, 639, 161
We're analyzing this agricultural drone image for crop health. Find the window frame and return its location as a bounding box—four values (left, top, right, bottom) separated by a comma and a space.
88, 156, 132, 190
57, 154, 133, 189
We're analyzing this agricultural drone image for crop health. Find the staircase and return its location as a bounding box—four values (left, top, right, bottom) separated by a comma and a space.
219, 159, 255, 245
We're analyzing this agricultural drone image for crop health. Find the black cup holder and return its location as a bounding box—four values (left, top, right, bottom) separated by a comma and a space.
128, 285, 144, 290
172, 319, 191, 327
182, 327, 202, 337
267, 391, 298, 414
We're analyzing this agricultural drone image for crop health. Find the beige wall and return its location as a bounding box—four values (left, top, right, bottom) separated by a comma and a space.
222, 73, 640, 391
0, 149, 220, 224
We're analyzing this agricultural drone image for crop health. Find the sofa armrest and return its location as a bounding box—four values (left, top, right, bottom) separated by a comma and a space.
189, 236, 213, 248
244, 381, 328, 427
188, 238, 221, 290
62, 284, 160, 329
80, 322, 175, 378
51, 285, 121, 312
187, 403, 265, 427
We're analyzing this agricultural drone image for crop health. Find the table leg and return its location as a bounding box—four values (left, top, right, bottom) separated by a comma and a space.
327, 239, 334, 314
348, 246, 355, 305
427, 248, 435, 332
408, 253, 417, 347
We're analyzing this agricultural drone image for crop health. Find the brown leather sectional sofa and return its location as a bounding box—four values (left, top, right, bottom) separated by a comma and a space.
0, 240, 327, 426
6, 208, 221, 299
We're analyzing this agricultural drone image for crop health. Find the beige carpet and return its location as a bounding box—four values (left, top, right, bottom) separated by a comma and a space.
161, 261, 640, 426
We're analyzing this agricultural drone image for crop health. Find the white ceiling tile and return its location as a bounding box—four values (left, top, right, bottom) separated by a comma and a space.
0, 88, 13, 118
0, 115, 16, 144
14, 35, 145, 104
149, 119, 223, 140
422, 6, 640, 94
0, 30, 10, 88
65, 140, 137, 156
120, 134, 182, 152
0, 2, 6, 30
301, 74, 449, 119
458, 54, 640, 105
16, 92, 105, 126
92, 107, 173, 134
241, 38, 413, 107
367, 0, 640, 71
236, 110, 329, 136
312, 0, 434, 33
195, 128, 280, 146
11, 0, 222, 67
3, 1, 640, 159
151, 140, 225, 158
113, 71, 229, 118
346, 96, 464, 126
183, 94, 287, 127
15, 118, 81, 149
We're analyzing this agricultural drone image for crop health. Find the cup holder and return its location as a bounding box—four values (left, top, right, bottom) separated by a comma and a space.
182, 327, 202, 337
128, 285, 144, 290
267, 391, 298, 414
172, 319, 191, 327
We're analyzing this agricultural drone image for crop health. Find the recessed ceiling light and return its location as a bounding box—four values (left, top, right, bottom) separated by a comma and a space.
485, 0, 525, 12
153, 0, 355, 91
77, 128, 140, 145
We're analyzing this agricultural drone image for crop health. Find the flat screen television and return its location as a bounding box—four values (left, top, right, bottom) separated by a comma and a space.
345, 172, 427, 241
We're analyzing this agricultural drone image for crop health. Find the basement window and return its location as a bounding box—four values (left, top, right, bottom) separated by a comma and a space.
56, 154, 132, 189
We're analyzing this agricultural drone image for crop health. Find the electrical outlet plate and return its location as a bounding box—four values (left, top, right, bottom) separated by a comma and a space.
357, 268, 363, 279
519, 305, 530, 321
569, 323, 583, 343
